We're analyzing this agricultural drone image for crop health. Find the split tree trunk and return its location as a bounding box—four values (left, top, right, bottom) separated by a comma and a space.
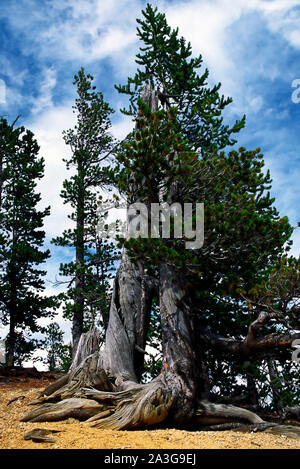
22, 253, 266, 429
21, 84, 268, 431
22, 251, 169, 429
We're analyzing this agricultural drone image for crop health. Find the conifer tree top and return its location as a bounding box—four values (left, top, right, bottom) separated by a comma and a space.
115, 3, 245, 153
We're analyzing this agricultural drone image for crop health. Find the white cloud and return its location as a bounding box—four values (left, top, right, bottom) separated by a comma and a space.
258, 0, 300, 49
248, 95, 264, 113
31, 67, 57, 115
2, 0, 141, 65
164, 0, 300, 110
2, 0, 298, 113
0, 79, 6, 104
111, 115, 134, 140
21, 0, 299, 255
0, 83, 25, 113
0, 55, 28, 87
26, 103, 76, 239
290, 230, 300, 257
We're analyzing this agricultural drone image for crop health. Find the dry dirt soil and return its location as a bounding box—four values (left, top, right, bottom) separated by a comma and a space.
0, 378, 300, 450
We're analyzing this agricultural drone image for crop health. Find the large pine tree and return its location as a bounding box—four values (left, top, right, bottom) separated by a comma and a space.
52, 69, 117, 355
0, 118, 55, 367
22, 5, 299, 430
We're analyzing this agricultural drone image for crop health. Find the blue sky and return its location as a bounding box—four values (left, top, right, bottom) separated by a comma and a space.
0, 0, 299, 351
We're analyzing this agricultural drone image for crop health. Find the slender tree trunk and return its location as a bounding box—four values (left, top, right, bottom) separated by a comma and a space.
6, 280, 16, 367
197, 349, 210, 400
6, 271, 17, 367
72, 160, 85, 356
267, 357, 283, 417
0, 150, 3, 212
6, 224, 17, 367
6, 309, 15, 367
247, 373, 259, 409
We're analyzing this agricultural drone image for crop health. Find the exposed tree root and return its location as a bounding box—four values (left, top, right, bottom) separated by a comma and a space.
23, 369, 271, 431
84, 380, 174, 430
31, 352, 114, 405
285, 407, 300, 421
42, 374, 69, 397
21, 333, 268, 431
196, 400, 264, 426
197, 422, 278, 432
197, 421, 300, 440
19, 248, 273, 431
21, 398, 105, 423
22, 379, 174, 430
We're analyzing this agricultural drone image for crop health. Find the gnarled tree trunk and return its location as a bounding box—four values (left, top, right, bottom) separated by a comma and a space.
21, 84, 269, 431
159, 263, 197, 425
21, 254, 267, 430
22, 251, 166, 429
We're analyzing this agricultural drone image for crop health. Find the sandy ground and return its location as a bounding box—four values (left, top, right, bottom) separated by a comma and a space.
0, 379, 300, 450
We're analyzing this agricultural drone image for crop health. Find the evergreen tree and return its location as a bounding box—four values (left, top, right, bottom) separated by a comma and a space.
0, 118, 56, 367
42, 322, 65, 372
52, 69, 118, 355
115, 3, 245, 153
114, 4, 295, 407
23, 5, 299, 429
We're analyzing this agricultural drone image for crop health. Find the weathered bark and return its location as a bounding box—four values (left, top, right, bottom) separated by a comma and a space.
159, 264, 197, 425
285, 407, 300, 421
198, 325, 300, 358
22, 251, 163, 429
32, 253, 153, 403
22, 398, 105, 423
196, 400, 264, 426
79, 379, 173, 430
70, 327, 100, 372
22, 380, 174, 429
21, 84, 268, 431
103, 252, 156, 382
